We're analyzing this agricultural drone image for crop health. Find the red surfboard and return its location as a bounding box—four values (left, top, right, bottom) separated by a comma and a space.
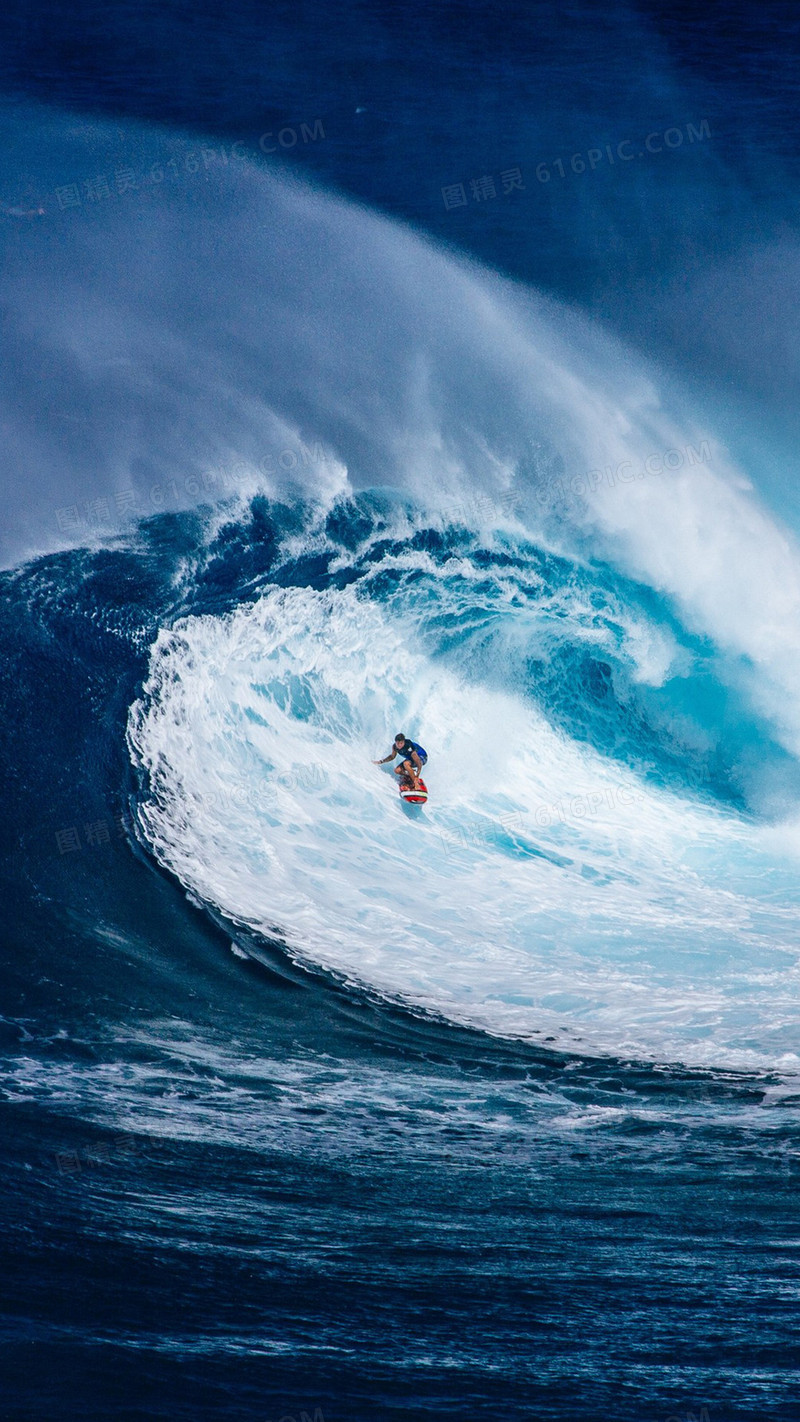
399, 776, 428, 805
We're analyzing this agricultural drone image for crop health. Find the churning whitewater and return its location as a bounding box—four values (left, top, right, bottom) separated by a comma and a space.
126, 496, 800, 1073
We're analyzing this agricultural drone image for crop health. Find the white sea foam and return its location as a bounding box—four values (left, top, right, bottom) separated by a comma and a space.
127, 579, 800, 1072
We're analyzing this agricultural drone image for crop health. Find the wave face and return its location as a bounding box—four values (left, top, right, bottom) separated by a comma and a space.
123, 494, 800, 1072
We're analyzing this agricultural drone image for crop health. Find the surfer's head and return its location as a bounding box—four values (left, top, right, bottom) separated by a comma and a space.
395, 733, 405, 745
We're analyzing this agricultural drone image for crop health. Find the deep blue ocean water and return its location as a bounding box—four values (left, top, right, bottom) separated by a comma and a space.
2, 4, 800, 1419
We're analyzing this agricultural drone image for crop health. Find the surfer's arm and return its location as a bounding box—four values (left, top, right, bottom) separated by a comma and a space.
373, 750, 396, 764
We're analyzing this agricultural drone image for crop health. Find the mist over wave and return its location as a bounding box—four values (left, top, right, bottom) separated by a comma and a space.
5, 106, 800, 762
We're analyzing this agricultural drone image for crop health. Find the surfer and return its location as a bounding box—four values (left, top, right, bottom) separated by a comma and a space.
374, 733, 428, 791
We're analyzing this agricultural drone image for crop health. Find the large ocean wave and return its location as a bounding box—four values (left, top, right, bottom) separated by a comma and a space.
125, 495, 800, 1073
5, 105, 800, 1076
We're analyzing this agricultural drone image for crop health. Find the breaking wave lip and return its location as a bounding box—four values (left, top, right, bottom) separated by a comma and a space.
6, 105, 800, 782
126, 503, 800, 1077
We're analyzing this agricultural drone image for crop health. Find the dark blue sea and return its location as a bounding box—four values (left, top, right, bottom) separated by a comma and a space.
2, 4, 800, 1419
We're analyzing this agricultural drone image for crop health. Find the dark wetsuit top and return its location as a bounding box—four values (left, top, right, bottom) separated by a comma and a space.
394, 739, 427, 766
